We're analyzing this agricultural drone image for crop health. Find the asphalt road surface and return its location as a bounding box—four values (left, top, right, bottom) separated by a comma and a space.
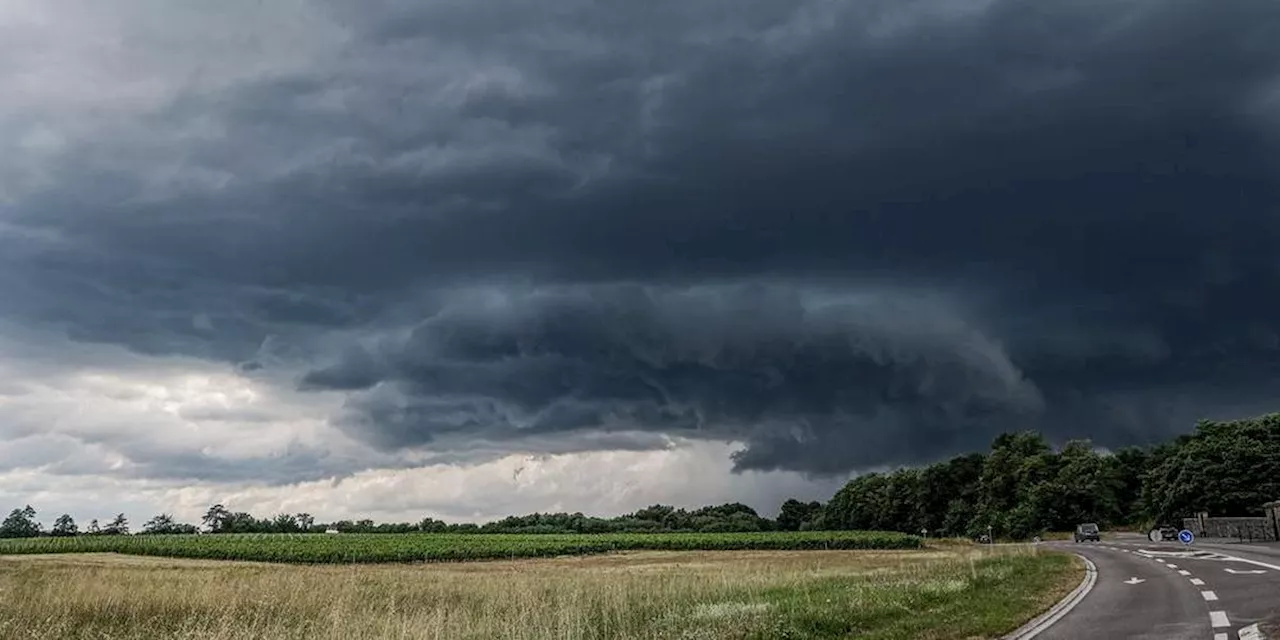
1034, 533, 1280, 640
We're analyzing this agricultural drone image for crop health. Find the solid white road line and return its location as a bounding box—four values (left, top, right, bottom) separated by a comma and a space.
1216, 553, 1280, 572
1000, 555, 1098, 640
1190, 578, 1205, 586
1208, 610, 1229, 628
1200, 590, 1218, 601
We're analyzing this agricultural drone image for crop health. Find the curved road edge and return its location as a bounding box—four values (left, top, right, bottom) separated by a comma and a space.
999, 553, 1098, 640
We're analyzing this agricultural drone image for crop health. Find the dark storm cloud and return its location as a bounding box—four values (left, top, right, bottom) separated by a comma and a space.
305, 284, 1043, 473
4, 0, 1280, 476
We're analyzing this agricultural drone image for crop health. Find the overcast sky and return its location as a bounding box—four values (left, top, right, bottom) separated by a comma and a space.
2, 0, 1279, 525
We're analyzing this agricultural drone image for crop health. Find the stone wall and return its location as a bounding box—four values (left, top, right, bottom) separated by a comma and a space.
1183, 516, 1276, 541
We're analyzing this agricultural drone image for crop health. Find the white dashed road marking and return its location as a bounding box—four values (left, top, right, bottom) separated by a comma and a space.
1117, 544, 1247, 635
1208, 611, 1230, 628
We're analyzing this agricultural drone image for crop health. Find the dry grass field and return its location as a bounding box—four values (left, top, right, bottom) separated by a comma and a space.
0, 545, 1080, 640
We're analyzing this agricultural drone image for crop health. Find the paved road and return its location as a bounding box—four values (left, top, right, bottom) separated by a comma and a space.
1033, 533, 1280, 639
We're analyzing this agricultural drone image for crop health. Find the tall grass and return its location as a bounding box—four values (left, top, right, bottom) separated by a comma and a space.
0, 546, 1080, 639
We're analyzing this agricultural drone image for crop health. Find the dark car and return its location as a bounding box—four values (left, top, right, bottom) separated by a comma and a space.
1074, 523, 1101, 542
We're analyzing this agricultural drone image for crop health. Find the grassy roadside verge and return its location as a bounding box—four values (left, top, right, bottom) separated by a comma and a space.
0, 545, 1081, 639
758, 545, 1081, 640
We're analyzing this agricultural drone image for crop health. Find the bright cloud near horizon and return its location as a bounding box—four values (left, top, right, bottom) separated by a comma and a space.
2, 0, 1280, 525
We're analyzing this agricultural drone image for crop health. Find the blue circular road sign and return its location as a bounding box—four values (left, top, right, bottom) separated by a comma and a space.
1178, 529, 1195, 545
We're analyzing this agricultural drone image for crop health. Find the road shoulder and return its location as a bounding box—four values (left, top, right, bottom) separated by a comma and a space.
999, 553, 1096, 640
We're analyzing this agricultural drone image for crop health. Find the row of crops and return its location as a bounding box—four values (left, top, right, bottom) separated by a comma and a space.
0, 531, 922, 564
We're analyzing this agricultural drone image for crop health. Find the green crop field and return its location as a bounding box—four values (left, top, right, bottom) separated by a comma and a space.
0, 530, 922, 564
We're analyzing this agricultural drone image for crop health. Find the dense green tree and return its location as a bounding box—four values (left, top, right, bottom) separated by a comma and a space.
202, 504, 230, 533
818, 414, 1280, 540
884, 469, 924, 533
916, 455, 971, 535
417, 517, 449, 532
934, 453, 986, 537
1142, 415, 1280, 521
103, 513, 129, 536
941, 497, 978, 538
824, 472, 886, 531
1110, 446, 1150, 522
140, 514, 196, 534
776, 499, 824, 531
143, 513, 175, 534
1051, 440, 1123, 527
50, 514, 78, 537
976, 431, 1053, 538
295, 513, 315, 532
272, 514, 301, 533
0, 505, 40, 538
220, 512, 263, 533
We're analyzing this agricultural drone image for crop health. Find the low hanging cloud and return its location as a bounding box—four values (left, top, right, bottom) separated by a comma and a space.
303, 284, 1043, 473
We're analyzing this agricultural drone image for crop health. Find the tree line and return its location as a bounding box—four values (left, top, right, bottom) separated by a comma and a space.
4, 413, 1277, 540
1, 502, 776, 538
819, 413, 1280, 539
